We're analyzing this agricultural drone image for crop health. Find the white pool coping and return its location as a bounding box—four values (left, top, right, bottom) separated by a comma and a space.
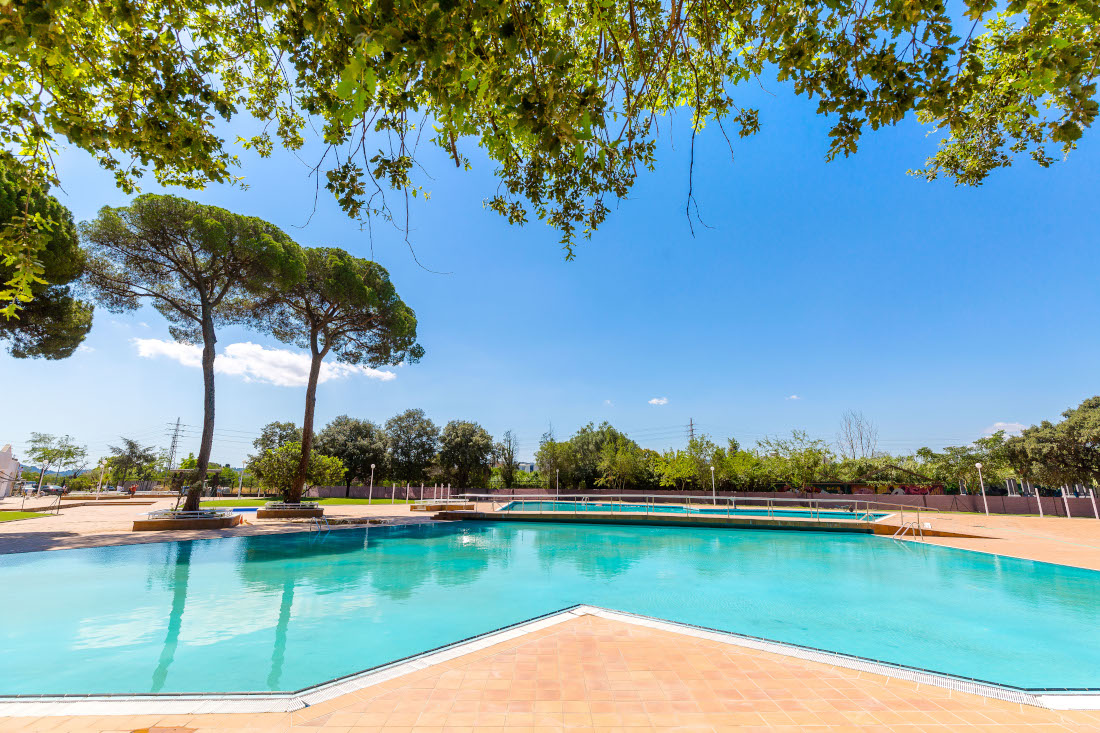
0, 604, 1096, 716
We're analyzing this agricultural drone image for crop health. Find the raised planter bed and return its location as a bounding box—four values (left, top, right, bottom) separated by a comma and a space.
256, 502, 324, 519
133, 509, 243, 531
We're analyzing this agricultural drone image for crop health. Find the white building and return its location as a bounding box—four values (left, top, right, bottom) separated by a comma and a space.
0, 444, 20, 499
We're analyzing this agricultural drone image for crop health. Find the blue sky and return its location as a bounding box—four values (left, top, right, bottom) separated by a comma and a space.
4, 79, 1099, 467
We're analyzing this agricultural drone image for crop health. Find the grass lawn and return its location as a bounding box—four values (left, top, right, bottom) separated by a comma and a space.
201, 498, 419, 507
0, 511, 49, 522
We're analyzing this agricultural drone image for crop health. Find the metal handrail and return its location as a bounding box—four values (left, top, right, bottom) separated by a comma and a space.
262, 501, 320, 509
891, 521, 925, 541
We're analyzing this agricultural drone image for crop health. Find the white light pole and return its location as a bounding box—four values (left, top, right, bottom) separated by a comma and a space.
710, 466, 716, 504
555, 469, 559, 497
368, 464, 375, 503
975, 462, 989, 515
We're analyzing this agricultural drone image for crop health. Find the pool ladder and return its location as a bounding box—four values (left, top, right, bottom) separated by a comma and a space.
310, 515, 331, 532
892, 521, 924, 541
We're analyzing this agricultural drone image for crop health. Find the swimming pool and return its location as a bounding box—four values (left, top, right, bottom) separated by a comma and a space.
500, 499, 889, 520
1, 520, 1097, 695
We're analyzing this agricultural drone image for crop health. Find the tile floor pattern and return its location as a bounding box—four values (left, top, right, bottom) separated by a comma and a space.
2, 615, 1099, 732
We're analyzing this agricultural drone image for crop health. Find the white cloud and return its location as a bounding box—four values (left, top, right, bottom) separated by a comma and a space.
138, 322, 150, 329
786, 394, 801, 400
983, 421, 1025, 437
648, 397, 669, 405
133, 338, 397, 387
76, 344, 95, 354
603, 399, 615, 407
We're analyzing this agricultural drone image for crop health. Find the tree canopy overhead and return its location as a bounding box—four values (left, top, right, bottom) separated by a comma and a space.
0, 155, 92, 353
3, 0, 1095, 305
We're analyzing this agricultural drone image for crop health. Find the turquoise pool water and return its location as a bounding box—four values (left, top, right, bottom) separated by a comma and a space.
501, 500, 888, 520
1, 521, 1098, 695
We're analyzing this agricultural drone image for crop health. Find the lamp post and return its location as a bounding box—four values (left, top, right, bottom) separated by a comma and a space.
975, 462, 989, 515
368, 463, 375, 503
555, 469, 559, 497
709, 466, 716, 504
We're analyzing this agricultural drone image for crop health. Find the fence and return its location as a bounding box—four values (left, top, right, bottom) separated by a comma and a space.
430, 487, 1099, 518
306, 484, 455, 500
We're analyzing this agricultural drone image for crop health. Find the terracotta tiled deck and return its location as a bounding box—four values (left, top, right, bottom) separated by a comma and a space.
1, 615, 1098, 732
0, 499, 432, 555
897, 512, 1100, 571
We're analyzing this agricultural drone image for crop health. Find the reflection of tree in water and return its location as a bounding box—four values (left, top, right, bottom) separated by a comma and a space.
363, 522, 514, 600
528, 522, 754, 581
234, 530, 370, 688
230, 522, 516, 687
150, 541, 192, 692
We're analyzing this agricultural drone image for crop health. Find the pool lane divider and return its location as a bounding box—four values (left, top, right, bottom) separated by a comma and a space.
0, 605, 1095, 716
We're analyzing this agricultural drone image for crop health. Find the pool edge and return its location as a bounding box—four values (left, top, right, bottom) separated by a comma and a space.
1, 604, 1097, 715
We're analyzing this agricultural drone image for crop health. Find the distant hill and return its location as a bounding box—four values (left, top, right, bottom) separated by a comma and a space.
20, 466, 82, 477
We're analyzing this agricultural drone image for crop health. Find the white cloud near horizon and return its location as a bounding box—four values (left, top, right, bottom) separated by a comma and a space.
648, 397, 669, 405
983, 421, 1026, 437
786, 394, 801, 400
603, 399, 614, 407
133, 338, 397, 387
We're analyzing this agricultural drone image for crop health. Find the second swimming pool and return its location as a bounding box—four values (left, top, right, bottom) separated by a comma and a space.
500, 499, 889, 520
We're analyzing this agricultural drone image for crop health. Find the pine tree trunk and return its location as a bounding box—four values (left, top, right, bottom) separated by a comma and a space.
184, 310, 216, 512
290, 345, 325, 503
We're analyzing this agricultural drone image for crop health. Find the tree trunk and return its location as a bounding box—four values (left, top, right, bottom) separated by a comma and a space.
290, 344, 325, 503
184, 310, 217, 512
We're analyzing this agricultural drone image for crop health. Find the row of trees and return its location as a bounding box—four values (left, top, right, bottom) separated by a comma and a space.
534, 399, 1100, 494
246, 412, 525, 496
84, 195, 423, 508
23, 397, 1099, 499
5, 182, 424, 509
21, 433, 243, 493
